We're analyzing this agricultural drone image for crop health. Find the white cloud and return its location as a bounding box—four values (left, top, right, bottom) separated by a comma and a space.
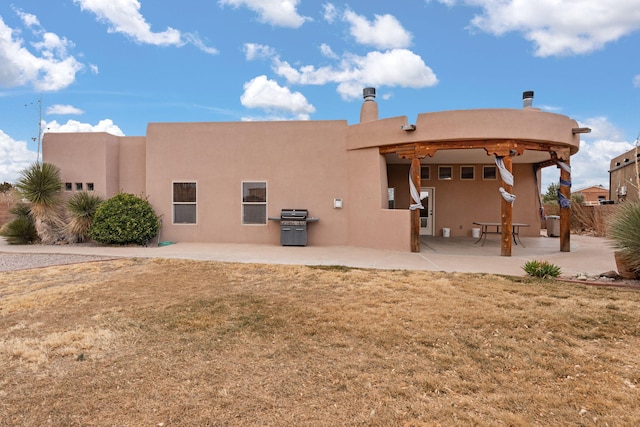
240, 75, 315, 119
322, 3, 338, 24
0, 15, 84, 91
461, 0, 640, 56
0, 130, 37, 184
46, 104, 85, 115
219, 0, 310, 28
634, 74, 640, 88
44, 119, 125, 136
319, 43, 338, 59
343, 9, 412, 49
274, 49, 438, 100
244, 43, 276, 61
73, 0, 218, 53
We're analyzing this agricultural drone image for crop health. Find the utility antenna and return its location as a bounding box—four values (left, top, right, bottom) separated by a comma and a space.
27, 95, 43, 163
36, 95, 43, 163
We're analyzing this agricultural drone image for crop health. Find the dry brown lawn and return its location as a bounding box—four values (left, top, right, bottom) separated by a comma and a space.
1, 258, 639, 426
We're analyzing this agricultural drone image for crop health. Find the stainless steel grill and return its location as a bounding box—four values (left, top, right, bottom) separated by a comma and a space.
269, 209, 319, 246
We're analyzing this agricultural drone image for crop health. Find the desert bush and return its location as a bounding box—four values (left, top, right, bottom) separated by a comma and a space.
88, 193, 160, 245
607, 201, 640, 277
0, 203, 38, 244
522, 259, 562, 279
66, 192, 103, 243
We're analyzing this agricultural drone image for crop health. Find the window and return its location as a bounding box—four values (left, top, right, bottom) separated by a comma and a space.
75, 183, 83, 191
65, 182, 72, 191
438, 166, 453, 180
242, 181, 267, 224
173, 182, 197, 224
420, 166, 430, 180
483, 166, 497, 180
87, 183, 94, 191
460, 166, 475, 180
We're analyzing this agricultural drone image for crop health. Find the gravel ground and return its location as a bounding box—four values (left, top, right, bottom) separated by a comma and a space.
0, 253, 117, 272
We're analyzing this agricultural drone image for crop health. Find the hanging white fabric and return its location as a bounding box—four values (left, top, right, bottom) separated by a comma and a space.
495, 157, 514, 186
495, 156, 516, 204
556, 160, 571, 174
409, 166, 424, 211
499, 187, 516, 203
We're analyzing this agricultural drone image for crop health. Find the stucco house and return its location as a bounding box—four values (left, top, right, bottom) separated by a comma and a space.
573, 185, 609, 205
609, 147, 640, 203
43, 89, 583, 256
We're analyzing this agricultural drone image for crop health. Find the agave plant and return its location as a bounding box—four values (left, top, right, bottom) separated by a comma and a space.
607, 201, 640, 278
15, 162, 65, 244
66, 191, 103, 243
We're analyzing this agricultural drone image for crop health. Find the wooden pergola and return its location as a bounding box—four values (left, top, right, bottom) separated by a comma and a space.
380, 139, 573, 256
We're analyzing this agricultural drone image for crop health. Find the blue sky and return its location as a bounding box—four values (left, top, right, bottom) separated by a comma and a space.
1, 0, 639, 192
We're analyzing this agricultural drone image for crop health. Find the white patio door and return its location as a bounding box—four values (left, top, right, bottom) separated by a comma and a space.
419, 187, 435, 236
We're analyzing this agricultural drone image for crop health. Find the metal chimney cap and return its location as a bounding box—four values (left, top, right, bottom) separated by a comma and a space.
522, 90, 534, 99
363, 87, 376, 99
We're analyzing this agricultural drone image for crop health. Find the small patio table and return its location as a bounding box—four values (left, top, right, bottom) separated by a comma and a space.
472, 222, 530, 247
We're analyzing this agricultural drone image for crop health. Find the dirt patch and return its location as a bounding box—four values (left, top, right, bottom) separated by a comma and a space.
1, 258, 640, 426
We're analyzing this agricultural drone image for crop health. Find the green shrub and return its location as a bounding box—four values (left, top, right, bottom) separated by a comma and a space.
88, 193, 160, 245
522, 259, 562, 279
0, 203, 38, 244
607, 201, 640, 277
66, 191, 104, 243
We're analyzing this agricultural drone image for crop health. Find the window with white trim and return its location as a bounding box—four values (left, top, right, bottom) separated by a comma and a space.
438, 166, 453, 180
420, 166, 430, 180
460, 166, 475, 180
173, 182, 197, 224
242, 181, 267, 224
483, 166, 497, 180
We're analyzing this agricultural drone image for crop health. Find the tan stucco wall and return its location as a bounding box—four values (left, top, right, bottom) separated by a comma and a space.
346, 148, 411, 251
43, 132, 120, 198
119, 136, 146, 196
145, 120, 355, 246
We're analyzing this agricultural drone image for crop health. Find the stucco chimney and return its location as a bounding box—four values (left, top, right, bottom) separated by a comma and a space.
523, 91, 534, 108
360, 87, 378, 123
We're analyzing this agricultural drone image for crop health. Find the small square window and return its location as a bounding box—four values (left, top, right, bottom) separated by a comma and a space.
420, 166, 430, 180
483, 166, 497, 180
75, 183, 83, 191
438, 166, 453, 180
460, 166, 475, 180
65, 182, 72, 191
87, 183, 94, 191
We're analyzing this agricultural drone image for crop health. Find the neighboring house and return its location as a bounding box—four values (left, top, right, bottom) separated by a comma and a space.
573, 185, 609, 205
609, 147, 640, 203
43, 89, 582, 256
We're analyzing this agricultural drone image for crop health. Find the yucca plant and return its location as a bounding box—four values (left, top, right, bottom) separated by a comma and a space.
522, 259, 562, 279
66, 191, 104, 243
0, 203, 38, 244
607, 201, 640, 278
15, 162, 65, 244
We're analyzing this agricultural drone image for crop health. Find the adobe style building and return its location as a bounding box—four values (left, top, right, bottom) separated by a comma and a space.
43, 89, 583, 256
573, 185, 609, 205
609, 147, 640, 203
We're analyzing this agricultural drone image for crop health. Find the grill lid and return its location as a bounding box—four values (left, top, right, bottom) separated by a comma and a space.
280, 209, 308, 219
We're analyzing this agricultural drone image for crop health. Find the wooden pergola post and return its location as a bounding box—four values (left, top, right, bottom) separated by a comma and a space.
410, 157, 421, 252
559, 157, 571, 252
500, 155, 514, 257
